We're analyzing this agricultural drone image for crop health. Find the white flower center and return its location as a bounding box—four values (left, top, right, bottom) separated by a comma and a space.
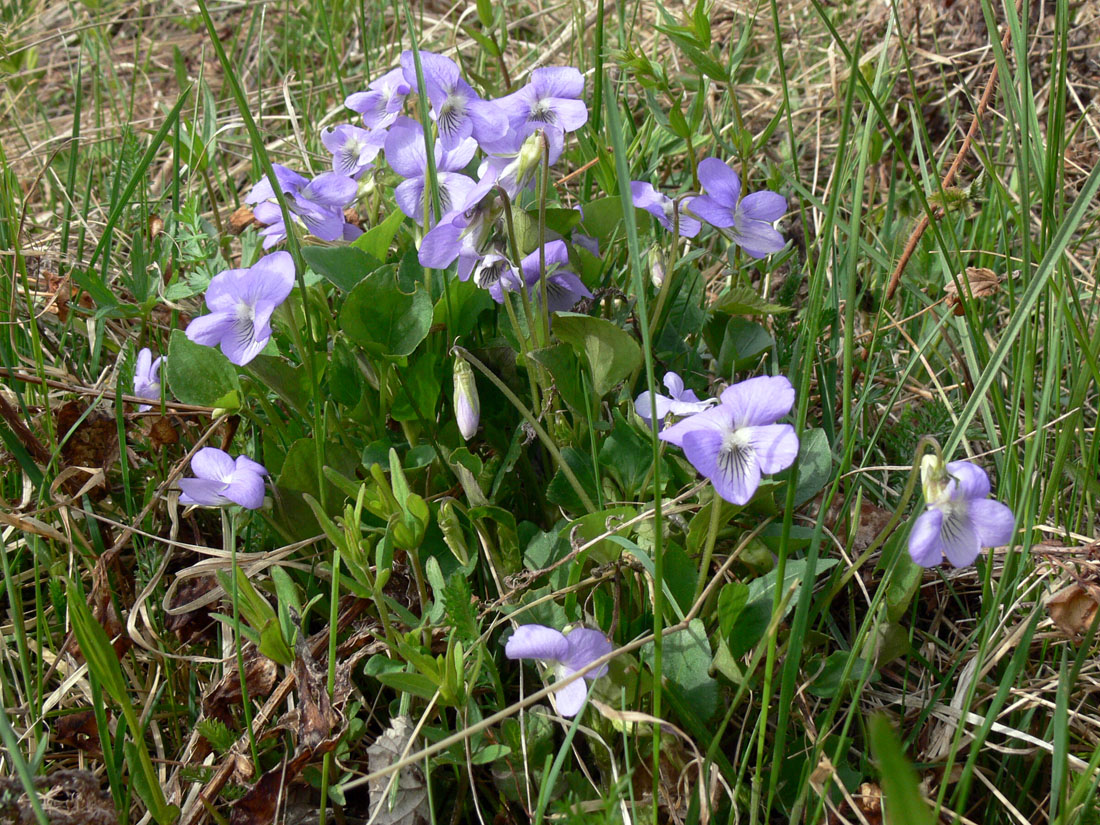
717, 428, 753, 481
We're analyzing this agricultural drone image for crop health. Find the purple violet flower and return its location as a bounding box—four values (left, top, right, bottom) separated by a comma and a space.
505, 624, 613, 717
246, 165, 359, 248
634, 372, 716, 430
384, 117, 477, 224
908, 457, 1015, 568
185, 251, 295, 366
321, 125, 385, 179
133, 348, 163, 412
690, 158, 787, 258
659, 375, 799, 505
344, 68, 411, 131
495, 240, 593, 312
419, 180, 500, 280
400, 50, 505, 150
179, 447, 268, 510
490, 67, 587, 152
630, 181, 701, 238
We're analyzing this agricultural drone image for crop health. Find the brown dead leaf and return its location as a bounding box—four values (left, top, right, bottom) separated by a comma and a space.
1047, 581, 1100, 638
55, 709, 108, 755
149, 415, 179, 450
943, 267, 1001, 316
203, 648, 278, 724
165, 575, 219, 643
56, 401, 120, 502
228, 205, 259, 235
294, 626, 338, 752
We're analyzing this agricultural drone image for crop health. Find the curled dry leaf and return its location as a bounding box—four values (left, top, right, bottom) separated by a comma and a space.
55, 709, 109, 755
1047, 581, 1100, 638
367, 716, 430, 825
149, 415, 179, 450
942, 267, 1001, 316
228, 205, 259, 235
203, 648, 278, 724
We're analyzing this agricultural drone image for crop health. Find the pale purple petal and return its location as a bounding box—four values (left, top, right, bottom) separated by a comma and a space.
563, 628, 612, 678
185, 313, 235, 348
468, 99, 508, 145
969, 499, 1014, 547
908, 509, 945, 567
697, 158, 741, 208
946, 461, 991, 500
384, 118, 428, 179
239, 251, 296, 309
135, 348, 152, 381
439, 136, 478, 173
739, 191, 787, 222
685, 427, 760, 505
940, 509, 981, 568
505, 625, 569, 662
631, 181, 675, 232
300, 173, 357, 209
544, 272, 592, 313
419, 222, 464, 269
202, 268, 247, 312
747, 423, 799, 475
552, 672, 588, 717
635, 391, 674, 427
687, 194, 736, 229
546, 98, 588, 132
531, 67, 585, 101
223, 470, 266, 510
719, 375, 795, 428
663, 372, 686, 398
658, 404, 731, 449
394, 178, 427, 221
191, 447, 236, 482
179, 478, 231, 506
235, 455, 268, 477
731, 220, 786, 259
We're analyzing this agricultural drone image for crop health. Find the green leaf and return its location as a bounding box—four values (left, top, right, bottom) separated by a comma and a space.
433, 276, 493, 338
704, 316, 775, 377
529, 343, 587, 414
461, 25, 501, 57
352, 207, 406, 262
869, 716, 936, 825
340, 267, 432, 358
302, 245, 378, 292
536, 207, 583, 235
545, 446, 599, 514
165, 329, 241, 407
710, 285, 792, 316
717, 581, 749, 640
374, 671, 440, 701
552, 312, 642, 398
790, 428, 833, 507
597, 411, 653, 497
442, 572, 478, 642
692, 0, 711, 45
390, 350, 442, 422
643, 618, 717, 721
247, 354, 310, 415
655, 26, 727, 81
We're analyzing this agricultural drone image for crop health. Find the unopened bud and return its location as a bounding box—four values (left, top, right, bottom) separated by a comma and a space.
453, 359, 480, 441
650, 256, 666, 288
919, 452, 950, 505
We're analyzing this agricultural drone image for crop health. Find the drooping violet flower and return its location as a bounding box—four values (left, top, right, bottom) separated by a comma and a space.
690, 158, 786, 258
344, 68, 411, 131
400, 50, 505, 150
246, 165, 359, 248
384, 117, 477, 224
179, 447, 268, 510
133, 348, 163, 412
635, 372, 716, 430
659, 375, 799, 505
185, 251, 295, 366
630, 181, 701, 238
495, 240, 593, 312
321, 125, 385, 178
419, 180, 501, 280
490, 67, 587, 152
477, 130, 550, 198
505, 624, 613, 717
453, 358, 479, 441
907, 456, 1015, 568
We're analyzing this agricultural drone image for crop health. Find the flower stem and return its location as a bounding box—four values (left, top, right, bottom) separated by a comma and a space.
694, 487, 725, 603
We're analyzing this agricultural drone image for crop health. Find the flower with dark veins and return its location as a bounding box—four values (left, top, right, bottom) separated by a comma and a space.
384, 117, 477, 224
344, 67, 411, 131
400, 51, 505, 150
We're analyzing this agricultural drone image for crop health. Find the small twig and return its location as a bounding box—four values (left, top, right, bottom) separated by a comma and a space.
885, 17, 1015, 300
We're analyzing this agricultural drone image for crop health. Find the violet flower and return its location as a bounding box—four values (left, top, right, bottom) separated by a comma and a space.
495, 240, 593, 312
489, 67, 587, 155
344, 68, 410, 131
179, 447, 268, 510
185, 251, 295, 366
384, 117, 477, 224
246, 165, 359, 248
659, 375, 799, 505
400, 50, 504, 150
505, 624, 613, 717
419, 180, 500, 280
630, 181, 701, 238
634, 372, 716, 430
133, 348, 163, 412
321, 125, 385, 179
908, 456, 1015, 568
690, 158, 786, 258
